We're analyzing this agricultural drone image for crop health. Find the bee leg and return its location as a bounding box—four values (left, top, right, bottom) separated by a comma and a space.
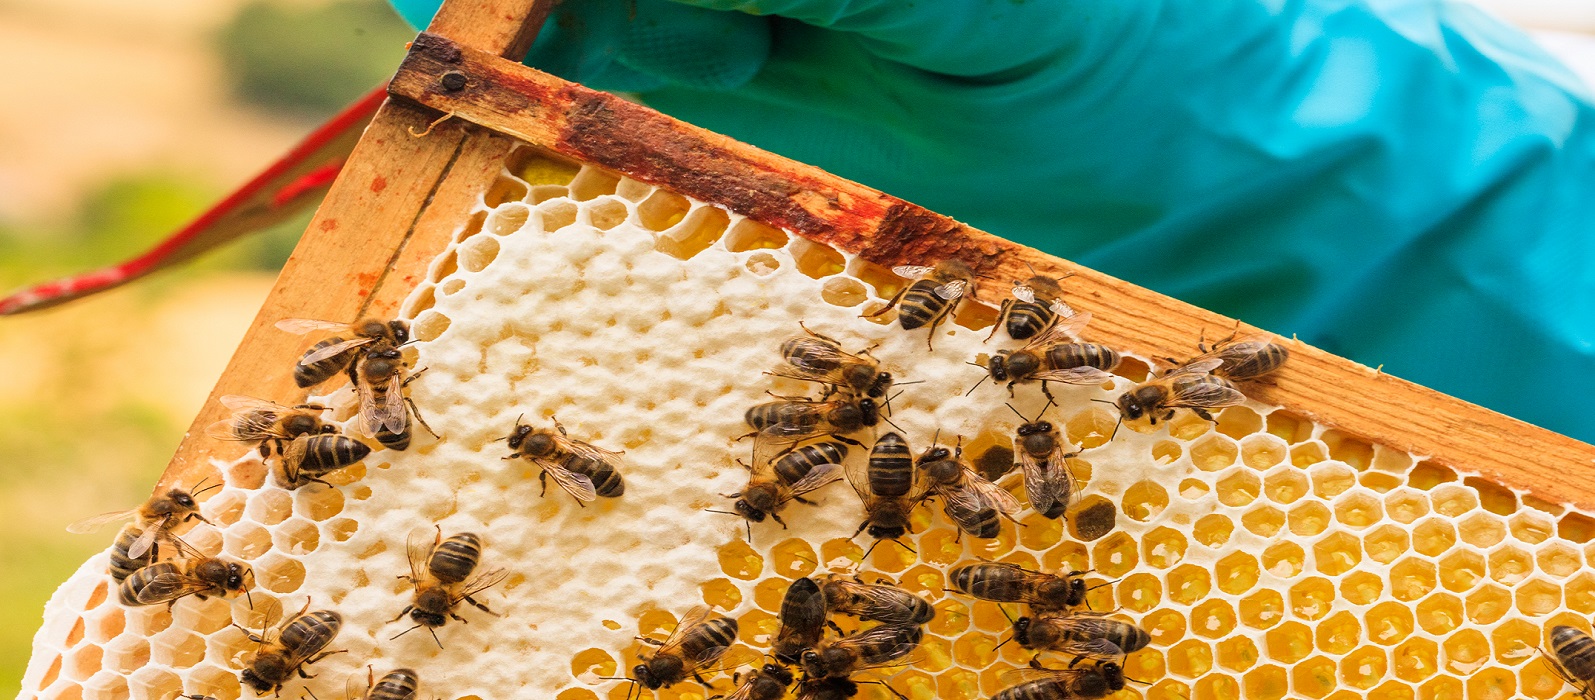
1192, 408, 1215, 422
463, 595, 499, 616
391, 606, 414, 623
791, 495, 816, 506
1040, 381, 1057, 404
832, 434, 865, 448
798, 322, 842, 345
1028, 655, 1046, 669
736, 430, 759, 442
693, 671, 713, 687
1005, 381, 1017, 399
401, 367, 430, 387
406, 396, 439, 438
862, 288, 907, 319
635, 636, 665, 647
450, 612, 469, 624
770, 512, 788, 530
986, 300, 1014, 342
538, 471, 549, 497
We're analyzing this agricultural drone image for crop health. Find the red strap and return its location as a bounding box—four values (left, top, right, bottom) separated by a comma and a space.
0, 85, 390, 316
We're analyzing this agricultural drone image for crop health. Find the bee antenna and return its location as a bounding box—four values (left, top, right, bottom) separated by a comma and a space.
992, 634, 1013, 652
893, 538, 917, 554
892, 380, 926, 387
861, 538, 884, 560
429, 628, 443, 649
1004, 403, 1027, 421
882, 416, 907, 434
389, 624, 423, 641
244, 587, 255, 610
1125, 676, 1151, 686
964, 374, 990, 398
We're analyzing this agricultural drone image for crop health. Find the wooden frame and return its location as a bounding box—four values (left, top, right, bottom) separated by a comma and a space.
160, 0, 1595, 511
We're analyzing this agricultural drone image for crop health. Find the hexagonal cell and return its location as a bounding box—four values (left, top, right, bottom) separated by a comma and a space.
1291, 656, 1337, 698
1489, 618, 1541, 666
1193, 513, 1234, 548
1166, 639, 1214, 678
325, 517, 358, 543
1241, 506, 1285, 538
1264, 621, 1315, 664
1066, 408, 1118, 449
1333, 491, 1382, 529
1442, 628, 1491, 674
1404, 518, 1455, 558
1428, 483, 1479, 517
64, 643, 102, 681
1238, 589, 1283, 630
1413, 593, 1464, 636
1340, 570, 1385, 605
172, 595, 232, 636
294, 486, 345, 521
1418, 676, 1463, 700
1264, 409, 1313, 443
1242, 663, 1288, 700
1142, 609, 1188, 647
1194, 675, 1241, 700
1566, 572, 1595, 613
1240, 435, 1287, 470
1389, 558, 1438, 601
1214, 551, 1260, 595
1216, 634, 1260, 672
1487, 545, 1533, 585
1091, 531, 1139, 577
83, 670, 129, 700
256, 555, 307, 594
1312, 531, 1361, 575
1177, 478, 1211, 501
1407, 460, 1457, 490
1514, 577, 1562, 616
1289, 577, 1335, 621
1190, 598, 1237, 639
1359, 471, 1404, 493
1559, 512, 1595, 544
103, 635, 150, 674
1167, 410, 1214, 441
1215, 406, 1262, 439
1118, 573, 1163, 613
223, 521, 273, 560
1320, 430, 1373, 469
89, 608, 125, 645
1534, 542, 1581, 579
1367, 680, 1415, 700
1393, 637, 1440, 682
1510, 511, 1556, 544
1263, 469, 1309, 504
244, 488, 293, 525
1463, 664, 1516, 698
1262, 541, 1305, 578
1066, 495, 1117, 542
1383, 489, 1430, 524
1215, 470, 1260, 507
1140, 527, 1187, 569
1190, 435, 1238, 472
1456, 513, 1507, 549
1289, 442, 1327, 470
1459, 476, 1517, 516
1314, 611, 1362, 655
1362, 524, 1410, 565
929, 598, 969, 637
274, 518, 320, 556
1359, 601, 1415, 646
1433, 549, 1485, 593
150, 629, 206, 668
1340, 646, 1389, 690
1310, 463, 1356, 499
1465, 585, 1512, 626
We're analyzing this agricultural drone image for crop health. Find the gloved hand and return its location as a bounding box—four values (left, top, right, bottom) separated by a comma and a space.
390, 0, 1595, 441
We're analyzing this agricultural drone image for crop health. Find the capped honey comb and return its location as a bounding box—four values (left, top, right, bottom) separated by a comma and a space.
19, 146, 1595, 700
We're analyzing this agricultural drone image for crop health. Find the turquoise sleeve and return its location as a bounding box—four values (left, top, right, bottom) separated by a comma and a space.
390, 0, 1595, 441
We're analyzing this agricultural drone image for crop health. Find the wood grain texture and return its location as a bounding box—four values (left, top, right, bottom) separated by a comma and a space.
389, 33, 1595, 508
157, 1, 549, 493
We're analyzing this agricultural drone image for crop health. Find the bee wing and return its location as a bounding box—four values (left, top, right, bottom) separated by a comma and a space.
274, 318, 350, 335
1168, 357, 1224, 377
125, 514, 173, 559
452, 567, 509, 603
1170, 380, 1246, 409
65, 508, 136, 534
405, 529, 434, 584
836, 583, 922, 621
302, 337, 377, 366
1029, 367, 1116, 385
782, 462, 844, 501
205, 410, 285, 442
933, 279, 967, 301
997, 666, 1091, 686
891, 265, 935, 280
964, 467, 1023, 515
381, 372, 408, 433
1023, 311, 1094, 348
1049, 299, 1077, 318
134, 572, 214, 605
842, 456, 877, 505
356, 374, 405, 436
656, 605, 714, 656
162, 533, 205, 559
531, 457, 598, 502
838, 624, 923, 670
1016, 445, 1060, 516
1011, 283, 1036, 303
1047, 634, 1126, 660
218, 395, 292, 413
552, 433, 624, 464
723, 676, 762, 700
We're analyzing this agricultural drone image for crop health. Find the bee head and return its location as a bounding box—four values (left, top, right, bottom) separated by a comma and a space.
765, 664, 794, 686
867, 524, 907, 540
168, 489, 197, 511
1012, 617, 1032, 645
1117, 387, 1158, 421
641, 655, 683, 689
987, 354, 1008, 382
732, 497, 769, 523
1066, 576, 1089, 606
239, 668, 272, 693
857, 398, 878, 426
226, 563, 248, 591
388, 320, 411, 344
921, 446, 951, 463
1101, 661, 1126, 691
283, 414, 321, 437
1016, 420, 1052, 437
869, 372, 893, 398
799, 649, 827, 679
505, 424, 534, 450
410, 608, 448, 629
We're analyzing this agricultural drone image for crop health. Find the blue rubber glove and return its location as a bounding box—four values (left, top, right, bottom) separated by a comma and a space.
391, 0, 1595, 441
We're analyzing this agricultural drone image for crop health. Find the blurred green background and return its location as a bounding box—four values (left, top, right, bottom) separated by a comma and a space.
0, 0, 411, 693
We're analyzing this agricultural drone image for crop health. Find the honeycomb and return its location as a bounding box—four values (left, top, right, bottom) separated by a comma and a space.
19, 144, 1595, 700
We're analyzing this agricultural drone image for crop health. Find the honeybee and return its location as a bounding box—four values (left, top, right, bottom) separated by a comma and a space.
207, 395, 337, 454
629, 606, 738, 695
818, 575, 935, 625
237, 601, 343, 696
725, 440, 846, 532
272, 434, 372, 489
68, 480, 218, 559
863, 260, 975, 350
992, 659, 1126, 700
772, 577, 829, 664
276, 317, 408, 388
773, 325, 892, 400
744, 395, 878, 449
978, 316, 1119, 400
504, 416, 626, 504
723, 663, 794, 700
1114, 359, 1244, 426
916, 438, 1020, 539
949, 563, 1090, 613
119, 536, 251, 608
349, 345, 435, 450
794, 678, 909, 700
1009, 403, 1079, 519
108, 525, 156, 583
1546, 625, 1595, 699
1013, 612, 1150, 659
800, 623, 922, 680
1177, 333, 1289, 381
393, 528, 508, 647
847, 433, 929, 550
359, 668, 420, 700
989, 269, 1075, 342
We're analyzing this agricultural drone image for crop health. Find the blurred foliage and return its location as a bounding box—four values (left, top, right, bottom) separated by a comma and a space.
217, 0, 414, 117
